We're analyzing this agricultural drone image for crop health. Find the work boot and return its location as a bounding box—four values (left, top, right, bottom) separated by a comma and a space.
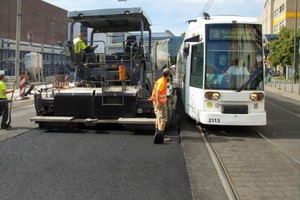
154, 131, 164, 144
1, 125, 11, 129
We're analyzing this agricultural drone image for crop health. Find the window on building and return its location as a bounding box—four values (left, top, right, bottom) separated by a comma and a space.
27, 32, 33, 44
51, 22, 55, 33
3, 51, 8, 60
279, 20, 285, 28
44, 54, 49, 64
10, 52, 15, 61
274, 25, 279, 33
279, 4, 285, 13
54, 55, 60, 63
274, 9, 279, 18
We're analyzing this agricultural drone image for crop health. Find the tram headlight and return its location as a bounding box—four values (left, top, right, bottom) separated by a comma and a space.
205, 92, 221, 100
250, 92, 264, 101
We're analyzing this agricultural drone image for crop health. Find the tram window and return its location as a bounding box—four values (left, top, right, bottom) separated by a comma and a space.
190, 44, 203, 88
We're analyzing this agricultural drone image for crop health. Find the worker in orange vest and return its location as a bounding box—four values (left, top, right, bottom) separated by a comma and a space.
150, 68, 171, 144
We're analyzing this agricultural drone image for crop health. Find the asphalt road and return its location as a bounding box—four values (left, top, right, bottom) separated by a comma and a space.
0, 126, 193, 200
0, 95, 227, 200
0, 85, 299, 200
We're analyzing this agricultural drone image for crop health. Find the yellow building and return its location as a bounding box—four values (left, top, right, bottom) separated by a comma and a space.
260, 0, 300, 34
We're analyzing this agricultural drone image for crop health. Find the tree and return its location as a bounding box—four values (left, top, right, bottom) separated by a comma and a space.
268, 27, 300, 73
269, 27, 294, 69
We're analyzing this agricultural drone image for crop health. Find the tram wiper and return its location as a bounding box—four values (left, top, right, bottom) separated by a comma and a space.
236, 67, 263, 92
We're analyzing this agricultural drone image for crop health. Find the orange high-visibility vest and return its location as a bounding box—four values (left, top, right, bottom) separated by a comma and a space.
150, 77, 167, 104
150, 81, 158, 102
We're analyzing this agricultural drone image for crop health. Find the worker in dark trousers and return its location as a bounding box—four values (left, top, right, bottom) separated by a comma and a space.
0, 73, 15, 129
150, 68, 171, 144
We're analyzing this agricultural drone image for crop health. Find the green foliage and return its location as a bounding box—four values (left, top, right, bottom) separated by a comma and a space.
268, 27, 300, 67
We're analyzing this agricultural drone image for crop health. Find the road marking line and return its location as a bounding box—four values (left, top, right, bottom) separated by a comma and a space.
267, 101, 300, 118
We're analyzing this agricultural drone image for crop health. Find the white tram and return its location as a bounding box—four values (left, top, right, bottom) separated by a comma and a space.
175, 14, 267, 126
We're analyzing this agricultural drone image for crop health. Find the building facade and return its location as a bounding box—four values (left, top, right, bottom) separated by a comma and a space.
260, 0, 300, 34
0, 0, 69, 77
0, 0, 68, 45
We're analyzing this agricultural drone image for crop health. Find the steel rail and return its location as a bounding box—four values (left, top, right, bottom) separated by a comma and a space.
198, 125, 239, 200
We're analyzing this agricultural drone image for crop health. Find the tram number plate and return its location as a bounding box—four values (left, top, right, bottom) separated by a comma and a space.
208, 118, 220, 123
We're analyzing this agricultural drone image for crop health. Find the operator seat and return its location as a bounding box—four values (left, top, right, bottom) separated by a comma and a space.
125, 36, 137, 53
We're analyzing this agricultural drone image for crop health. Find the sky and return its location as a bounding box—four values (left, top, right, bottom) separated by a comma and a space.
43, 0, 263, 36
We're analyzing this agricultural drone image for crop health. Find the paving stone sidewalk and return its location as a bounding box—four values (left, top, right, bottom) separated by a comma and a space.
209, 130, 299, 200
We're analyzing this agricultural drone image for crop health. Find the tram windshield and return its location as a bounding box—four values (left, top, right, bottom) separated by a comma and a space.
205, 24, 264, 91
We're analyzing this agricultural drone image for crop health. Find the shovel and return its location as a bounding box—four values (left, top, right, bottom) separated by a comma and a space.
6, 81, 16, 129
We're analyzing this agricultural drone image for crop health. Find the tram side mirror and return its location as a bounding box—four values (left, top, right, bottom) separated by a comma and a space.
183, 44, 190, 58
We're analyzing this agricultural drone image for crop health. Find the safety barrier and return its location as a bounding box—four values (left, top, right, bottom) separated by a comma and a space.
53, 81, 69, 88
19, 75, 26, 97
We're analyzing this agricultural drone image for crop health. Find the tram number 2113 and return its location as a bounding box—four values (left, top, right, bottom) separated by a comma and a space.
208, 118, 220, 123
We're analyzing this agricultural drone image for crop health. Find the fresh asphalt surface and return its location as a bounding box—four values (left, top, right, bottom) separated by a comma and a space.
1, 84, 298, 199
0, 127, 193, 200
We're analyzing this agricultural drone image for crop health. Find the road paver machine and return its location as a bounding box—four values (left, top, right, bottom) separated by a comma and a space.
31, 7, 170, 128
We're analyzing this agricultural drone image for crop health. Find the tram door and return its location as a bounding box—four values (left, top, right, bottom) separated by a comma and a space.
186, 44, 204, 119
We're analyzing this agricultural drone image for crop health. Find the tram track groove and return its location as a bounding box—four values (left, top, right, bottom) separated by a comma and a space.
200, 125, 299, 199
198, 125, 239, 200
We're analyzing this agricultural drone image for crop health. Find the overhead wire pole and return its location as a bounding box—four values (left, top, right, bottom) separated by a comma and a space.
15, 0, 21, 88
294, 0, 299, 84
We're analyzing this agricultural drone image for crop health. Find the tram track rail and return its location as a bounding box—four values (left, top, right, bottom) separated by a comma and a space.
198, 125, 239, 200
198, 124, 299, 200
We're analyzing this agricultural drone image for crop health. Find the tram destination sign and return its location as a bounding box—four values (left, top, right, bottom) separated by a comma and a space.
208, 27, 258, 41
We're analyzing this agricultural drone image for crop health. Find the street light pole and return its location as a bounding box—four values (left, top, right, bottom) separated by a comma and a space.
294, 0, 299, 84
15, 0, 21, 88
